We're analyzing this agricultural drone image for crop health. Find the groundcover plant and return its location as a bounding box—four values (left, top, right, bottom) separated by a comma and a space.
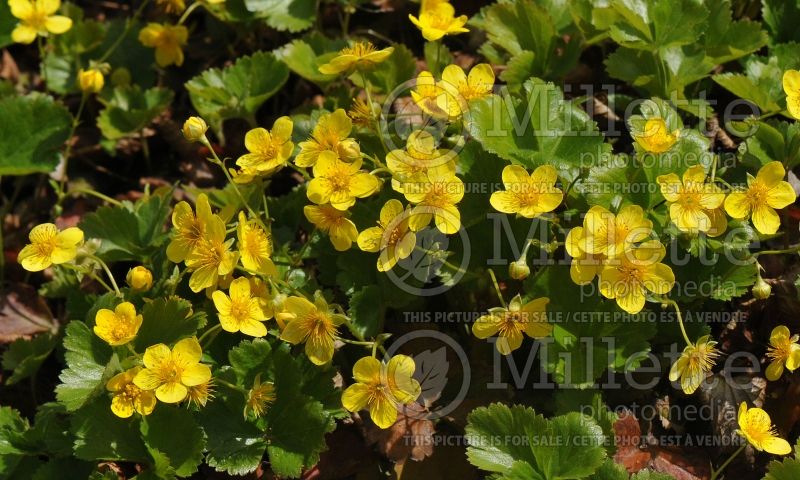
4, 0, 800, 478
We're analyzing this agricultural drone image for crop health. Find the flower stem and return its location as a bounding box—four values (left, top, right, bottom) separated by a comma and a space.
710, 444, 746, 480
664, 299, 692, 348
202, 139, 269, 232
177, 1, 203, 25
198, 324, 222, 348
487, 268, 506, 308
753, 243, 800, 258
98, 0, 151, 63
87, 255, 121, 297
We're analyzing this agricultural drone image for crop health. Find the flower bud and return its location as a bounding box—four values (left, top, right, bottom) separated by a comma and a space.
78, 68, 104, 93
337, 138, 361, 162
183, 116, 209, 143
509, 259, 530, 280
752, 277, 771, 300
126, 266, 153, 291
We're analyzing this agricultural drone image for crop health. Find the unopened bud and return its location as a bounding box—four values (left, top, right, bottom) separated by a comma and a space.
752, 277, 771, 300
127, 266, 153, 291
183, 116, 209, 143
509, 259, 530, 280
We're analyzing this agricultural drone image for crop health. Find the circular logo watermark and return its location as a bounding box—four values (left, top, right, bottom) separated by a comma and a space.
385, 329, 471, 421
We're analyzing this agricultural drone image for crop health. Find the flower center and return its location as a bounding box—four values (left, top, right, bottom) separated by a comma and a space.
341, 42, 377, 58
747, 182, 769, 207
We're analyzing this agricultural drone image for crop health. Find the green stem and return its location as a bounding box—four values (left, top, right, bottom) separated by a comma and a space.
88, 254, 121, 297
360, 71, 389, 154
62, 263, 115, 294
59, 93, 87, 194
487, 268, 506, 308
338, 338, 374, 347
215, 378, 246, 393
710, 444, 746, 480
198, 324, 222, 348
98, 0, 151, 63
752, 243, 800, 258
293, 228, 317, 266
177, 1, 203, 25
202, 139, 269, 232
664, 299, 692, 348
68, 187, 124, 207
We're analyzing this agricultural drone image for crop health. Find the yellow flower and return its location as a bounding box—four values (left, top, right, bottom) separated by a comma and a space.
598, 241, 675, 314
410, 71, 454, 119
409, 2, 468, 42
9, 0, 72, 44
472, 295, 551, 355
348, 97, 378, 127
133, 337, 212, 403
156, 0, 185, 13
186, 380, 214, 408
724, 161, 796, 235
357, 199, 417, 272
307, 156, 381, 210
185, 213, 238, 293
126, 266, 153, 291
342, 355, 421, 429
582, 205, 653, 259
783, 70, 800, 120
632, 118, 680, 153
669, 335, 719, 394
318, 42, 394, 75
17, 223, 83, 272
401, 165, 464, 234
303, 204, 359, 251
166, 193, 213, 263
212, 277, 268, 337
78, 68, 104, 93
737, 402, 792, 455
236, 117, 294, 176
565, 226, 605, 285
656, 165, 725, 233
93, 302, 143, 346
278, 294, 346, 365
182, 116, 208, 143
106, 367, 156, 418
244, 373, 275, 418
386, 130, 456, 190
236, 212, 277, 276
440, 63, 494, 115
296, 109, 361, 167
490, 165, 563, 219
138, 23, 188, 67
766, 325, 800, 381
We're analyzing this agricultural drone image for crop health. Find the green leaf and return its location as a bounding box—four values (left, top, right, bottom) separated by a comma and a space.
347, 285, 384, 339
245, 0, 316, 32
588, 459, 628, 480
275, 34, 346, 85
702, 0, 766, 65
140, 407, 205, 477
79, 192, 172, 262
465, 403, 606, 479
465, 403, 544, 473
185, 51, 289, 133
70, 397, 149, 462
470, 0, 582, 80
595, 0, 709, 50
0, 406, 28, 473
0, 93, 71, 176
266, 394, 334, 478
97, 86, 173, 140
0, 2, 14, 48
712, 72, 782, 115
23, 403, 75, 457
467, 78, 609, 181
530, 412, 606, 479
55, 321, 116, 411
762, 0, 800, 45
766, 456, 800, 480
229, 337, 274, 385
199, 397, 268, 476
2, 333, 57, 385
134, 298, 207, 351
525, 266, 657, 386
738, 120, 800, 170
